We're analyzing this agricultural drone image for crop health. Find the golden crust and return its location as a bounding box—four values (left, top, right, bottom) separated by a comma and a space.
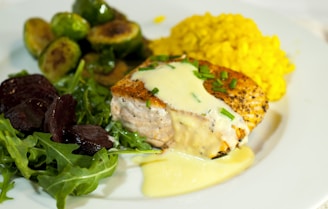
199, 59, 269, 131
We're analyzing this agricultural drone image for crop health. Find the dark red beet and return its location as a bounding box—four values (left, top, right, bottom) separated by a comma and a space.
4, 98, 49, 133
64, 124, 114, 155
44, 94, 77, 143
0, 74, 58, 113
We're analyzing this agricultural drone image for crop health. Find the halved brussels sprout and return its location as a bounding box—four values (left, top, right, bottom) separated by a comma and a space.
83, 48, 116, 74
50, 12, 90, 41
83, 59, 130, 86
38, 37, 81, 82
87, 19, 143, 58
23, 17, 54, 58
72, 0, 115, 26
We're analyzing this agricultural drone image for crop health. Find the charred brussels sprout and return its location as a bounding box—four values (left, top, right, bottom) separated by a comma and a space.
83, 59, 130, 87
50, 12, 90, 40
83, 49, 115, 74
72, 0, 115, 26
87, 19, 143, 58
23, 17, 55, 58
38, 37, 81, 82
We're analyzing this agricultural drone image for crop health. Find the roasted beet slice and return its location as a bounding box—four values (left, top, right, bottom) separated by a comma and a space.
4, 98, 49, 133
64, 124, 114, 155
44, 94, 77, 143
0, 74, 58, 113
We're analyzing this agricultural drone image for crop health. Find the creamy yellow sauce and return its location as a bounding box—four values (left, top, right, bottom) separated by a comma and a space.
131, 61, 249, 158
134, 146, 254, 197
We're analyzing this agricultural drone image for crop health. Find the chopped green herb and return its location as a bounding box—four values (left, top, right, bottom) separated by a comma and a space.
193, 70, 215, 80
191, 92, 201, 103
193, 65, 215, 80
220, 71, 229, 80
139, 62, 159, 71
146, 99, 151, 108
220, 108, 235, 120
213, 78, 223, 87
193, 70, 202, 79
229, 78, 238, 89
199, 65, 210, 73
150, 87, 159, 95
212, 86, 227, 93
191, 60, 199, 68
167, 63, 176, 69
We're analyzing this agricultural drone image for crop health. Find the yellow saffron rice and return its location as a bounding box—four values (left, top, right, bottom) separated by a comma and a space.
149, 13, 295, 101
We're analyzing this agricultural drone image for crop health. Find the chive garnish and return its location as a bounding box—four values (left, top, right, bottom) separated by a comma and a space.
191, 60, 199, 68
193, 64, 215, 80
167, 63, 176, 69
146, 99, 151, 108
229, 78, 238, 89
194, 71, 215, 79
199, 65, 210, 73
139, 62, 159, 71
212, 86, 227, 93
213, 78, 223, 87
150, 87, 159, 95
220, 71, 229, 80
220, 108, 235, 120
191, 92, 201, 103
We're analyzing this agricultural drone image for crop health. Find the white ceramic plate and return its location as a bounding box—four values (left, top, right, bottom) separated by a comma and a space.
1, 0, 328, 209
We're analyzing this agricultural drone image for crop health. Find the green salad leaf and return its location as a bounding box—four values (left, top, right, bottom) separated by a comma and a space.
55, 60, 112, 127
38, 149, 118, 209
107, 121, 152, 150
0, 116, 38, 179
0, 163, 15, 203
34, 132, 93, 172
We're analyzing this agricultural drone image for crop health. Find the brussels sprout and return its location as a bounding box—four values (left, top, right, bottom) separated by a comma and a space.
83, 48, 116, 74
72, 0, 115, 26
38, 37, 81, 82
23, 17, 54, 58
50, 12, 90, 41
87, 19, 143, 58
83, 59, 130, 86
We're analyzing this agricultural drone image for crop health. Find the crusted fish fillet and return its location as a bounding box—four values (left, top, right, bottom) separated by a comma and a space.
110, 56, 268, 158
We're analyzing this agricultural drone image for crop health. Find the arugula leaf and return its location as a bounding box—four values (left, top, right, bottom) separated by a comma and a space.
0, 165, 15, 203
0, 115, 38, 179
0, 145, 16, 203
34, 132, 93, 172
38, 149, 118, 209
107, 121, 152, 150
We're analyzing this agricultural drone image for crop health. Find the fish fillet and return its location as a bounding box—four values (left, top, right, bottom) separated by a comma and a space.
110, 56, 268, 158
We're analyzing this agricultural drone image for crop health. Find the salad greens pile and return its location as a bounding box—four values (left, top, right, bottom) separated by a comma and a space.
0, 61, 156, 209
